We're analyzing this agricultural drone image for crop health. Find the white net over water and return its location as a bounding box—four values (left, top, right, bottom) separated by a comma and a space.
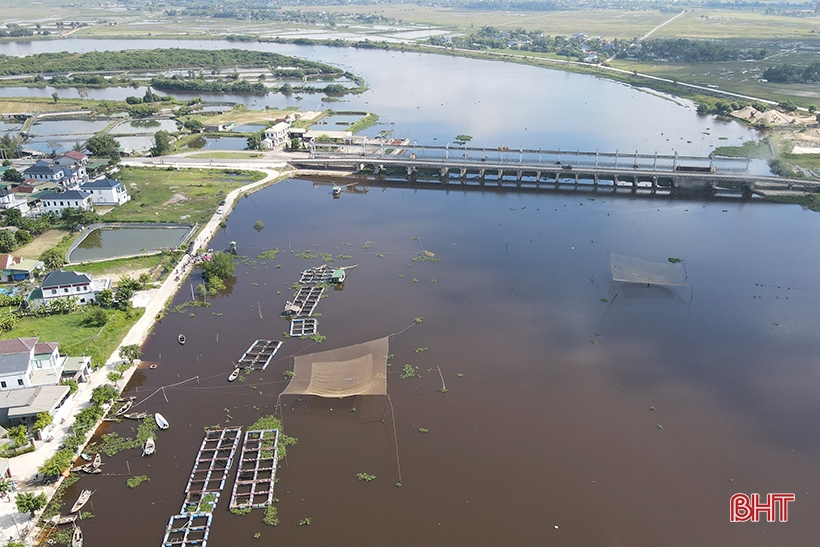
282, 337, 389, 397
609, 252, 688, 287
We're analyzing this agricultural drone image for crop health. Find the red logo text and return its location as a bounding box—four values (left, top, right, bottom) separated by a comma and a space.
730, 493, 794, 522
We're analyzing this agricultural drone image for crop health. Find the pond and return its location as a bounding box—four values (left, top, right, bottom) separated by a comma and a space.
230, 123, 267, 133
315, 113, 365, 127
185, 136, 248, 150
66, 224, 192, 263
108, 118, 180, 135
114, 135, 154, 154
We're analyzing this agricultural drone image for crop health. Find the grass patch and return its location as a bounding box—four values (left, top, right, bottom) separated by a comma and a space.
15, 228, 73, 260
713, 140, 772, 159
2, 308, 142, 366
348, 112, 379, 134
187, 152, 266, 160
104, 167, 265, 225
64, 252, 171, 279
126, 475, 150, 488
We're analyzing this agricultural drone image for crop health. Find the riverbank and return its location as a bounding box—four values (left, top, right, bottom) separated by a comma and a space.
0, 164, 291, 545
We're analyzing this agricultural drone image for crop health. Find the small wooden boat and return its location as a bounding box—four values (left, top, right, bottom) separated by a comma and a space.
70, 490, 93, 513
155, 413, 169, 430
47, 514, 77, 526
331, 185, 342, 197
123, 411, 147, 420
72, 525, 83, 547
178, 334, 186, 345
142, 436, 155, 457
114, 399, 133, 416
91, 453, 101, 469
116, 396, 136, 403
227, 367, 241, 382
80, 453, 92, 462
79, 465, 101, 475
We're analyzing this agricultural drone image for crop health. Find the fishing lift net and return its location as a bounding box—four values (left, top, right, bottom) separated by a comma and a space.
609, 252, 688, 287
281, 337, 389, 398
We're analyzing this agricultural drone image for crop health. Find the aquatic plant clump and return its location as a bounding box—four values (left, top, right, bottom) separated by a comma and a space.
126, 475, 150, 488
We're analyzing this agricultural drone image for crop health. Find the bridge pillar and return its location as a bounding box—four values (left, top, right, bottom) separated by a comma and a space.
535, 171, 541, 182
479, 169, 485, 179
406, 165, 415, 176
440, 167, 449, 178
516, 170, 523, 182
359, 163, 365, 172
554, 172, 560, 184
460, 167, 467, 179
373, 165, 381, 175
575, 173, 579, 185
497, 169, 504, 181
613, 174, 619, 191
652, 176, 658, 194
593, 173, 599, 186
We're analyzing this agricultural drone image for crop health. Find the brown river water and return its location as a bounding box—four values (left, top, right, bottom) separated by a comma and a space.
59, 178, 820, 547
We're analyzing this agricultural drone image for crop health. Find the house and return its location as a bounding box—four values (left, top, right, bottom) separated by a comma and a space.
38, 190, 92, 214
0, 337, 67, 391
54, 151, 88, 168
23, 160, 86, 189
263, 122, 291, 149
0, 385, 71, 426
62, 356, 91, 383
39, 270, 109, 305
0, 254, 42, 282
0, 188, 30, 215
80, 177, 130, 206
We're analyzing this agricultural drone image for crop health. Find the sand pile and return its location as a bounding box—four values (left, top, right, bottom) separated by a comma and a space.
731, 107, 816, 126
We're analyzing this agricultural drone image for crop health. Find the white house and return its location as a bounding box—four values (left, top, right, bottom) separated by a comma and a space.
38, 190, 92, 214
0, 337, 67, 392
80, 178, 131, 206
0, 188, 30, 215
39, 270, 109, 305
23, 160, 86, 190
54, 151, 88, 168
263, 122, 291, 149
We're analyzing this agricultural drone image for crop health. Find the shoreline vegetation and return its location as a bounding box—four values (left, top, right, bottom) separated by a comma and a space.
0, 48, 367, 96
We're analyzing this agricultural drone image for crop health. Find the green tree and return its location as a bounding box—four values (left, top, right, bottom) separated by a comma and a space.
150, 130, 172, 156
61, 207, 99, 230
0, 231, 16, 253
91, 384, 119, 406
246, 133, 262, 151
32, 411, 53, 433
51, 92, 59, 104
15, 492, 47, 517
138, 273, 150, 289
808, 105, 817, 114
61, 378, 78, 395
2, 168, 23, 183
454, 134, 473, 145
85, 134, 120, 159
95, 288, 113, 308
201, 251, 236, 282
39, 449, 73, 480
7, 425, 26, 447
119, 344, 141, 364
81, 307, 108, 327
183, 119, 204, 133
40, 248, 66, 270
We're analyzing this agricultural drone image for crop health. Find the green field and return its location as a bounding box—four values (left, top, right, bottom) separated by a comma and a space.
64, 253, 172, 280
1, 308, 141, 367
103, 167, 265, 225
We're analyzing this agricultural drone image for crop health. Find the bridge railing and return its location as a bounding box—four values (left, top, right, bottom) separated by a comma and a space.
309, 141, 751, 173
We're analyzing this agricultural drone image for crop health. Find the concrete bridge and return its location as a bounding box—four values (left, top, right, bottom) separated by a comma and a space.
294, 141, 817, 195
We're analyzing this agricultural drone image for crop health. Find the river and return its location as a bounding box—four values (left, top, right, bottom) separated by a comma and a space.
5, 39, 817, 546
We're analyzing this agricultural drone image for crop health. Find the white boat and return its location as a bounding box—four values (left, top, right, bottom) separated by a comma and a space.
155, 413, 169, 430
142, 436, 155, 457
70, 489, 93, 513
47, 514, 77, 526
91, 453, 101, 469
72, 525, 83, 547
227, 367, 241, 382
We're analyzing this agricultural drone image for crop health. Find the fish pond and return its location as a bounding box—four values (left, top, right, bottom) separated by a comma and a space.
66, 224, 192, 263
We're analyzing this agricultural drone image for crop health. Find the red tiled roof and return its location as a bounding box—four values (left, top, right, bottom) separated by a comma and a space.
64, 151, 86, 160
0, 337, 39, 355
34, 342, 58, 355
